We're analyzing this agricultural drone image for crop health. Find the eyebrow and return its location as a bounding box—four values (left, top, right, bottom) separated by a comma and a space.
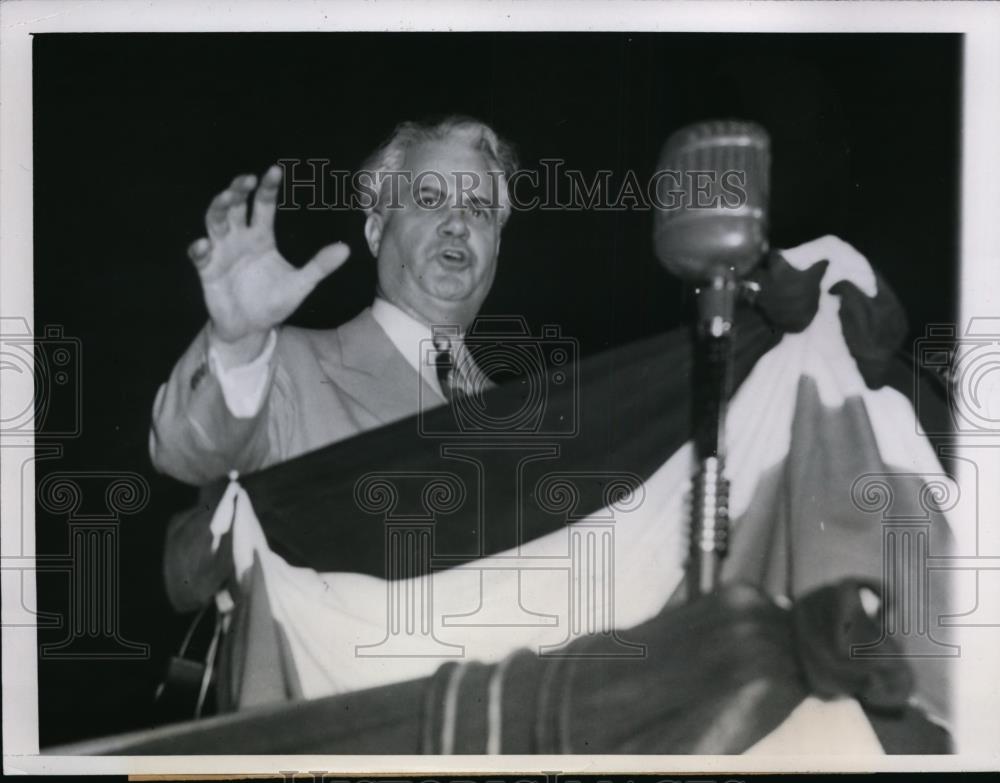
416, 180, 498, 212
468, 189, 505, 214
466, 191, 488, 209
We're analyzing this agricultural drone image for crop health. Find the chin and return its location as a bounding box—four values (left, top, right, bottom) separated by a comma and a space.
426, 277, 474, 302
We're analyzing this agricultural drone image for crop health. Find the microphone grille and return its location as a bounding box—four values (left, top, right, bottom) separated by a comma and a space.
653, 119, 771, 281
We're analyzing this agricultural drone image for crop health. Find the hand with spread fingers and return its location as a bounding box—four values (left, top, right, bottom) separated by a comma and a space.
188, 165, 351, 364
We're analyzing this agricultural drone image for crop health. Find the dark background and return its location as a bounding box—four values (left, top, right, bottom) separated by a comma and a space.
32, 32, 960, 746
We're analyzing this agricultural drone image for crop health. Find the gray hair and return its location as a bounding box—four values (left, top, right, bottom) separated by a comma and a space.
357, 115, 519, 227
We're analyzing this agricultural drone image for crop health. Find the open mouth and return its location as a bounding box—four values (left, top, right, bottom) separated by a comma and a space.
438, 247, 470, 266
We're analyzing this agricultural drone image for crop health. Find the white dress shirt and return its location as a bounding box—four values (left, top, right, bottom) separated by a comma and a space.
208, 298, 474, 419
207, 329, 277, 419
370, 297, 453, 398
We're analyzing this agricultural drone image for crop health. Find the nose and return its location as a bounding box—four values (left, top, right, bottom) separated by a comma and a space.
437, 205, 470, 239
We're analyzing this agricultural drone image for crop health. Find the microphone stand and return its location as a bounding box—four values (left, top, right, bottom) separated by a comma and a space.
687, 272, 738, 600
650, 119, 770, 601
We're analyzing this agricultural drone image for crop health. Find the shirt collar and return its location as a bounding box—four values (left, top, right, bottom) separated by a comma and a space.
370, 297, 465, 382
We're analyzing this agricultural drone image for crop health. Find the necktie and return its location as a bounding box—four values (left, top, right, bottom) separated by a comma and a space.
432, 333, 463, 402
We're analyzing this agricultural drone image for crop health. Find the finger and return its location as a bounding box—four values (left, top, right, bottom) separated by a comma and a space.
204, 175, 255, 237
294, 242, 351, 294
226, 177, 255, 231
251, 164, 283, 231
230, 173, 258, 193
206, 190, 236, 238
187, 237, 212, 269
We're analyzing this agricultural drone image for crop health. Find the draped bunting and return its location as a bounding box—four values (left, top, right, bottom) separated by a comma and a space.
163, 235, 957, 753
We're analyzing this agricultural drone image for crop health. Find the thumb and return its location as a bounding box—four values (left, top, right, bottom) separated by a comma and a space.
296, 242, 351, 291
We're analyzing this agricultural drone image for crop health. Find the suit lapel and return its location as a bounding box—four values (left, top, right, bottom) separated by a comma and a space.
316, 308, 444, 423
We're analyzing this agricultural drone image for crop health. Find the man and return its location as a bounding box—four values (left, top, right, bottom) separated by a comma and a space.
150, 117, 518, 624
150, 116, 518, 486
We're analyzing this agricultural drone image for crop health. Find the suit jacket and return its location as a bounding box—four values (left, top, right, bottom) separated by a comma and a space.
151, 307, 445, 485
153, 307, 445, 611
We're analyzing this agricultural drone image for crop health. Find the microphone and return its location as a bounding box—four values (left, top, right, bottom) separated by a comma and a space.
653, 120, 771, 335
651, 120, 771, 599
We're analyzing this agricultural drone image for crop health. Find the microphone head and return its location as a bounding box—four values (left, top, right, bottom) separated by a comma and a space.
653, 119, 771, 283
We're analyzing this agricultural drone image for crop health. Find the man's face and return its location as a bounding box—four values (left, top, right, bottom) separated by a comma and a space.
365, 138, 504, 329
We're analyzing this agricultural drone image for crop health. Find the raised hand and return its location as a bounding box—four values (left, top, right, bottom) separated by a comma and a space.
188, 165, 350, 363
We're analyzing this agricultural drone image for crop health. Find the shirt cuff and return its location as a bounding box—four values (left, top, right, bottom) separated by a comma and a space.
207, 329, 277, 419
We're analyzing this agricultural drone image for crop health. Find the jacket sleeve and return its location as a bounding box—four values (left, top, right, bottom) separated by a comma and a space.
162, 481, 233, 612
149, 324, 277, 486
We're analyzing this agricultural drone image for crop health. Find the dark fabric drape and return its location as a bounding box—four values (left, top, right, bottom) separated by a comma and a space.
241, 306, 779, 576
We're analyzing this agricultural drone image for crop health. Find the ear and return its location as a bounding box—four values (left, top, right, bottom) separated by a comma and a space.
364, 212, 384, 258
